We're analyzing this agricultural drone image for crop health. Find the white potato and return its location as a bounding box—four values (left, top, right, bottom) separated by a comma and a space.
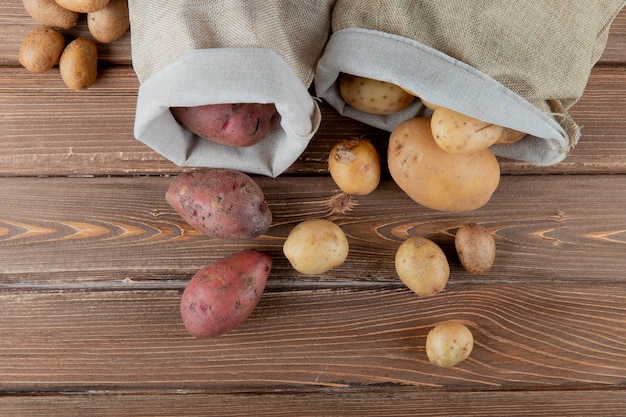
328, 138, 381, 195
426, 321, 474, 368
431, 106, 504, 154
339, 73, 414, 115
395, 236, 449, 297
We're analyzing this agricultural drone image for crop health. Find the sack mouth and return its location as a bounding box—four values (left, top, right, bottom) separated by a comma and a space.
315, 27, 575, 166
134, 48, 321, 177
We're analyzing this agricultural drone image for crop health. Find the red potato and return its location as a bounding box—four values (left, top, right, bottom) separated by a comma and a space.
180, 249, 272, 338
170, 103, 281, 148
166, 169, 272, 240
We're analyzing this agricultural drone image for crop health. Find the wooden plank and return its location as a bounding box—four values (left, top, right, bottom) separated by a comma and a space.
1, 174, 625, 286
0, 283, 625, 390
1, 389, 626, 417
2, 66, 626, 176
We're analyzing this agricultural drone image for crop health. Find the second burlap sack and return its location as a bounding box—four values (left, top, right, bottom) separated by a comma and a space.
129, 0, 335, 177
316, 1, 625, 165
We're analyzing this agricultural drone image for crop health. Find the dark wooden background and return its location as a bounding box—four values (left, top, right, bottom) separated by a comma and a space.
1, 2, 626, 415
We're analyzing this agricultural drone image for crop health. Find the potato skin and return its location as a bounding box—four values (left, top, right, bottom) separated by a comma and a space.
54, 0, 110, 13
395, 236, 449, 297
388, 117, 500, 212
23, 0, 79, 29
166, 169, 272, 240
426, 321, 474, 368
455, 223, 496, 275
180, 249, 272, 338
170, 103, 281, 148
87, 0, 129, 43
431, 107, 504, 154
328, 138, 380, 195
59, 37, 98, 90
19, 27, 66, 74
339, 73, 414, 115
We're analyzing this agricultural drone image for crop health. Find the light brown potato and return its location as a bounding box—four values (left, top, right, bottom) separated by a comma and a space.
54, 0, 109, 12
328, 138, 381, 195
431, 106, 504, 154
19, 27, 65, 74
388, 117, 500, 212
339, 73, 414, 115
426, 321, 474, 368
23, 0, 79, 29
496, 127, 527, 145
283, 219, 349, 275
395, 236, 449, 297
455, 223, 496, 275
87, 0, 129, 43
59, 37, 98, 90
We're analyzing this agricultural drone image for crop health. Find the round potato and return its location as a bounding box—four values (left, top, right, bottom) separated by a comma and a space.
426, 321, 474, 368
59, 38, 98, 90
19, 27, 65, 74
431, 106, 504, 154
283, 219, 349, 275
87, 0, 129, 43
395, 236, 449, 297
23, 0, 79, 29
455, 223, 496, 275
54, 0, 110, 12
328, 138, 381, 195
339, 73, 414, 115
388, 117, 501, 212
496, 127, 527, 145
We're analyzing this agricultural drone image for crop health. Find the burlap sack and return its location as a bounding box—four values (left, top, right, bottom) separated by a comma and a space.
129, 0, 335, 177
316, 1, 625, 165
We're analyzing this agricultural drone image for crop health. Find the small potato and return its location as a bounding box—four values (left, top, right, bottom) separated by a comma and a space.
395, 236, 449, 297
283, 219, 349, 275
328, 138, 381, 195
388, 117, 500, 212
54, 0, 110, 12
431, 106, 504, 154
496, 127, 527, 145
19, 27, 65, 74
339, 73, 414, 115
455, 223, 496, 275
59, 37, 98, 90
166, 169, 272, 240
426, 321, 474, 368
180, 249, 272, 338
87, 0, 129, 43
170, 103, 281, 148
23, 0, 79, 29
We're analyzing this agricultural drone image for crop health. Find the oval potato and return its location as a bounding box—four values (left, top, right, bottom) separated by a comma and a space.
283, 219, 349, 275
23, 0, 79, 29
426, 321, 474, 368
328, 138, 381, 195
455, 223, 496, 275
431, 106, 504, 154
54, 0, 110, 12
496, 127, 527, 145
87, 0, 129, 43
19, 27, 65, 74
395, 236, 449, 297
339, 73, 414, 115
388, 117, 500, 212
59, 37, 98, 90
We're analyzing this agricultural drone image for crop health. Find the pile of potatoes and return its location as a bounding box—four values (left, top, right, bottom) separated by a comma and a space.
19, 0, 130, 90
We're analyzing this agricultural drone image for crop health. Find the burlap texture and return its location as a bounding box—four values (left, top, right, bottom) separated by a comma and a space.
316, 0, 626, 165
128, 0, 335, 177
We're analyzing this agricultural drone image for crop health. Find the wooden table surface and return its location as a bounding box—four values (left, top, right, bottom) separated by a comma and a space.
2, 3, 626, 416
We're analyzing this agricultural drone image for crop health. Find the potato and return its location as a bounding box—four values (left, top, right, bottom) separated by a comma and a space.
170, 103, 281, 148
388, 117, 501, 212
23, 0, 79, 29
431, 106, 504, 154
426, 321, 474, 368
496, 127, 527, 145
394, 236, 449, 297
283, 219, 349, 275
59, 37, 98, 90
455, 223, 496, 275
166, 169, 272, 240
54, 0, 109, 12
19, 27, 65, 74
339, 73, 415, 115
87, 0, 129, 43
180, 249, 272, 338
328, 138, 380, 195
